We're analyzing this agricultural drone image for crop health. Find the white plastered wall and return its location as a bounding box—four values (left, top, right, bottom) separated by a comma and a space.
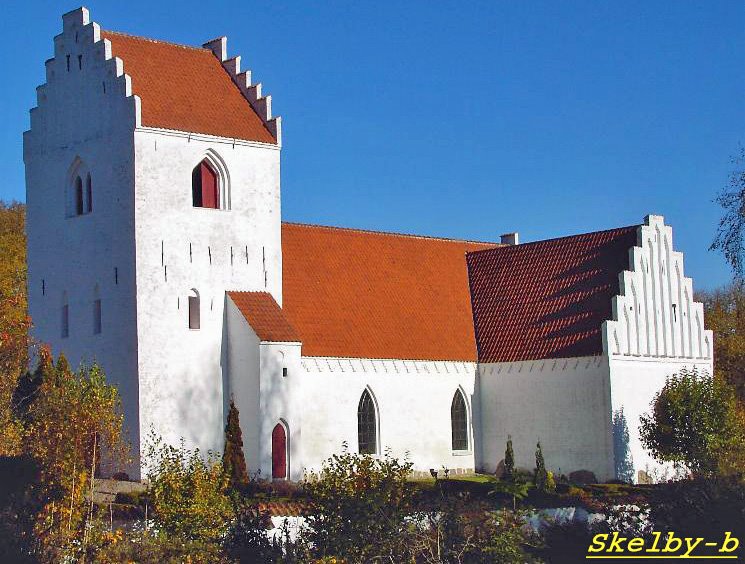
299, 357, 478, 476
478, 356, 614, 481
603, 215, 714, 481
226, 297, 303, 481
133, 128, 281, 467
24, 8, 141, 475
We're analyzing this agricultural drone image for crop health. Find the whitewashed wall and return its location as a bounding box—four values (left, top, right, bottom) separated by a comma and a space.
226, 298, 303, 481
24, 8, 141, 475
603, 215, 714, 481
478, 356, 614, 481
132, 128, 281, 468
298, 357, 478, 475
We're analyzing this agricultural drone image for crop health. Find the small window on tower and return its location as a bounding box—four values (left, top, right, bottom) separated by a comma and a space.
61, 292, 69, 338
75, 176, 84, 216
188, 289, 200, 330
85, 174, 93, 213
93, 299, 102, 334
192, 160, 219, 209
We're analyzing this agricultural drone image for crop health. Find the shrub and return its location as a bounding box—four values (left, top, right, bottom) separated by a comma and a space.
534, 442, 549, 492
223, 400, 249, 492
302, 444, 414, 562
504, 436, 516, 482
145, 434, 232, 544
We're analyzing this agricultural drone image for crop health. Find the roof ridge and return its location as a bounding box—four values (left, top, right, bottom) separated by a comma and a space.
282, 221, 500, 246
103, 30, 209, 53
466, 224, 640, 256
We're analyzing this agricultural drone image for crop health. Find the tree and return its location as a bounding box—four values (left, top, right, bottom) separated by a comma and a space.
698, 282, 745, 403
504, 435, 515, 482
0, 201, 29, 456
145, 433, 232, 544
640, 368, 745, 476
7, 352, 128, 558
534, 441, 549, 492
711, 147, 745, 279
302, 444, 414, 562
613, 408, 635, 483
223, 400, 249, 492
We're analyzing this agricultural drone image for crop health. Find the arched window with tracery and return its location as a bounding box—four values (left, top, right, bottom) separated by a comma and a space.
192, 160, 219, 209
358, 389, 378, 455
451, 390, 468, 451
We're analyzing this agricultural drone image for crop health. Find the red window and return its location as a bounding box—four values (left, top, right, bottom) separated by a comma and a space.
191, 160, 219, 209
272, 423, 287, 479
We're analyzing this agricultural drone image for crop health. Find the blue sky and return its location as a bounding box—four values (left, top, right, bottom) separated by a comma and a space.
1, 1, 742, 289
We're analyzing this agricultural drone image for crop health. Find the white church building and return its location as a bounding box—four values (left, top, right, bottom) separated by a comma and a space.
24, 8, 713, 483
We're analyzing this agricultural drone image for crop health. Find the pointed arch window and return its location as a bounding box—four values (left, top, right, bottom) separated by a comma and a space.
451, 390, 468, 451
192, 160, 219, 209
358, 389, 378, 455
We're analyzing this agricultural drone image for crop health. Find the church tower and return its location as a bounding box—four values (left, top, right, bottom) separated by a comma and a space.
24, 7, 282, 476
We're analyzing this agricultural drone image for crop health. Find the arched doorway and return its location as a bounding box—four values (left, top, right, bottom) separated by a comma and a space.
272, 422, 287, 479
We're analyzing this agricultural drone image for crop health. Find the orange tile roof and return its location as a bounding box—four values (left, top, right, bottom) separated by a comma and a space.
102, 31, 276, 144
228, 291, 301, 343
467, 226, 639, 362
281, 223, 498, 361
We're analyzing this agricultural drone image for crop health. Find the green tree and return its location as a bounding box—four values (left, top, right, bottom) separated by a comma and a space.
302, 444, 414, 562
711, 147, 745, 278
534, 441, 549, 492
698, 282, 745, 403
145, 433, 232, 545
640, 367, 745, 476
222, 399, 249, 492
504, 435, 515, 482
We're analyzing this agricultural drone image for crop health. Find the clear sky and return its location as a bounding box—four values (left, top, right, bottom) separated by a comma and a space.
1, 2, 742, 289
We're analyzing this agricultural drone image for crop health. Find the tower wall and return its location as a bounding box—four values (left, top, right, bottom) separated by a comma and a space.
133, 128, 281, 465
23, 8, 141, 474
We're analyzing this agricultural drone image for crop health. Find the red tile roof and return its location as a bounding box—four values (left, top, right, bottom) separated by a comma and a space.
466, 226, 639, 362
281, 223, 498, 361
102, 31, 276, 144
228, 291, 301, 343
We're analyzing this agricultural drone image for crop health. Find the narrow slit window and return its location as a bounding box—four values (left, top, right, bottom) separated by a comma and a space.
188, 291, 200, 330
93, 299, 102, 334
75, 176, 84, 215
85, 174, 92, 213
61, 304, 69, 338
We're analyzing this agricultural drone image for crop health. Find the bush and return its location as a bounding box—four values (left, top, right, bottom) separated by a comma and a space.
303, 445, 414, 562
145, 434, 232, 544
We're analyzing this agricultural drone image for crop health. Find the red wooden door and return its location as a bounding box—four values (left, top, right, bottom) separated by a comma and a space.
200, 162, 219, 209
272, 423, 287, 479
